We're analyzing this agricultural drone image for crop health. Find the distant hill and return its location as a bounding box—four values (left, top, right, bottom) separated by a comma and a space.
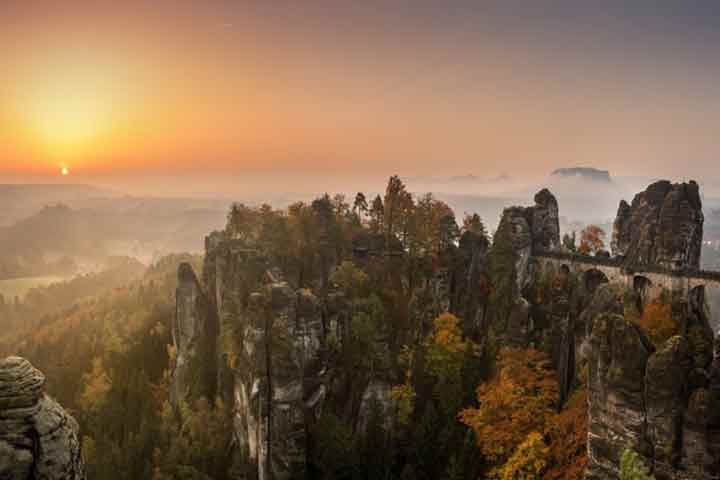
551, 167, 611, 182
0, 184, 115, 226
0, 201, 226, 279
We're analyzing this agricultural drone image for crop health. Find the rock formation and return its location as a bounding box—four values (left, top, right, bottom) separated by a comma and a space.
171, 262, 217, 408
170, 180, 719, 479
611, 180, 704, 270
532, 188, 561, 253
584, 300, 720, 479
0, 356, 85, 480
521, 180, 718, 479
495, 188, 560, 291
586, 313, 653, 480
450, 229, 490, 337
176, 237, 335, 480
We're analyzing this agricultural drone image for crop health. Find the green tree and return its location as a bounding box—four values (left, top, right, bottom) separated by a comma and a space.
562, 231, 577, 252
330, 261, 368, 300
353, 192, 369, 218
620, 447, 655, 480
488, 218, 518, 329
438, 214, 460, 251
462, 213, 487, 238
310, 412, 357, 480
369, 195, 384, 233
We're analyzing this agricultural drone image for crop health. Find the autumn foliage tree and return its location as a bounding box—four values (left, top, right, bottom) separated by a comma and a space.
578, 225, 606, 255
459, 348, 558, 478
545, 390, 589, 480
638, 300, 676, 346
392, 313, 478, 421
460, 346, 590, 480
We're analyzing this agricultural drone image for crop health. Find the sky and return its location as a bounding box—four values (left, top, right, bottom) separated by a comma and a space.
2, 0, 720, 185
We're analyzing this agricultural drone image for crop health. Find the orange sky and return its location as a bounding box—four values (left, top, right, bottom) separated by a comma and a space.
2, 1, 720, 181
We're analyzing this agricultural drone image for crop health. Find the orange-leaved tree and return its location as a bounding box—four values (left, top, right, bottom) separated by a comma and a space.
578, 225, 606, 255
545, 390, 588, 480
638, 300, 676, 346
459, 347, 559, 478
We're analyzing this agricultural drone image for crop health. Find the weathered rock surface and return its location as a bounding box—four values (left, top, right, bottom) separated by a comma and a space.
171, 262, 217, 408
532, 188, 561, 253
585, 314, 720, 480
450, 230, 490, 338
189, 240, 329, 480
586, 313, 653, 480
645, 336, 692, 478
0, 356, 85, 480
496, 189, 560, 291
612, 180, 704, 270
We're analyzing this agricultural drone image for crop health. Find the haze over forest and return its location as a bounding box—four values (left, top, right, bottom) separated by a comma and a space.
3, 2, 720, 480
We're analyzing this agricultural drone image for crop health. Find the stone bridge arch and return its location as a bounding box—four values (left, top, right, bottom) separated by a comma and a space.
582, 268, 609, 295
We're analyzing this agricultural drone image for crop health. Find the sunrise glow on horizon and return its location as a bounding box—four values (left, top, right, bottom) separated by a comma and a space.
2, 1, 720, 180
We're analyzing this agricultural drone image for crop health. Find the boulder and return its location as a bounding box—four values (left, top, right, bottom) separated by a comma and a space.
0, 356, 85, 479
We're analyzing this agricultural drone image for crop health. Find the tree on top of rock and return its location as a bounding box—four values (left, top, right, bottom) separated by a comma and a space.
353, 192, 368, 219
462, 213, 488, 238
369, 195, 384, 234
383, 175, 413, 245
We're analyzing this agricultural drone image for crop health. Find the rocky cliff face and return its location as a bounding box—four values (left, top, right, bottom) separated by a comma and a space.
0, 356, 85, 480
171, 180, 718, 479
584, 295, 720, 480
175, 235, 343, 480
495, 188, 560, 291
611, 180, 704, 270
505, 181, 718, 479
450, 229, 490, 337
171, 262, 217, 408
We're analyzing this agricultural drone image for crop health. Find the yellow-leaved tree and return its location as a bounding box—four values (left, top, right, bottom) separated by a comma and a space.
493, 431, 550, 480
459, 347, 559, 479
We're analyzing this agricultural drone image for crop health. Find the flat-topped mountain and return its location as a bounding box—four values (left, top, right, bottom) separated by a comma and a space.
551, 167, 612, 182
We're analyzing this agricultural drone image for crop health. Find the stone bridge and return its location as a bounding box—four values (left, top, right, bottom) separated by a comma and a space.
533, 250, 720, 307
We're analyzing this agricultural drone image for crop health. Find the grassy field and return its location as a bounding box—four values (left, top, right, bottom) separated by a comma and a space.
0, 276, 67, 300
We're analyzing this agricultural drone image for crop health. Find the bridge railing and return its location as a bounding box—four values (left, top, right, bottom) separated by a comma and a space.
533, 250, 623, 268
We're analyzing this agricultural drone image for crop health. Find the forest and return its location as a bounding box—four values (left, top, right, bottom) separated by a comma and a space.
1, 175, 706, 480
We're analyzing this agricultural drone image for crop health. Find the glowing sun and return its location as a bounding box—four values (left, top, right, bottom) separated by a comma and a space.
61, 166, 70, 176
